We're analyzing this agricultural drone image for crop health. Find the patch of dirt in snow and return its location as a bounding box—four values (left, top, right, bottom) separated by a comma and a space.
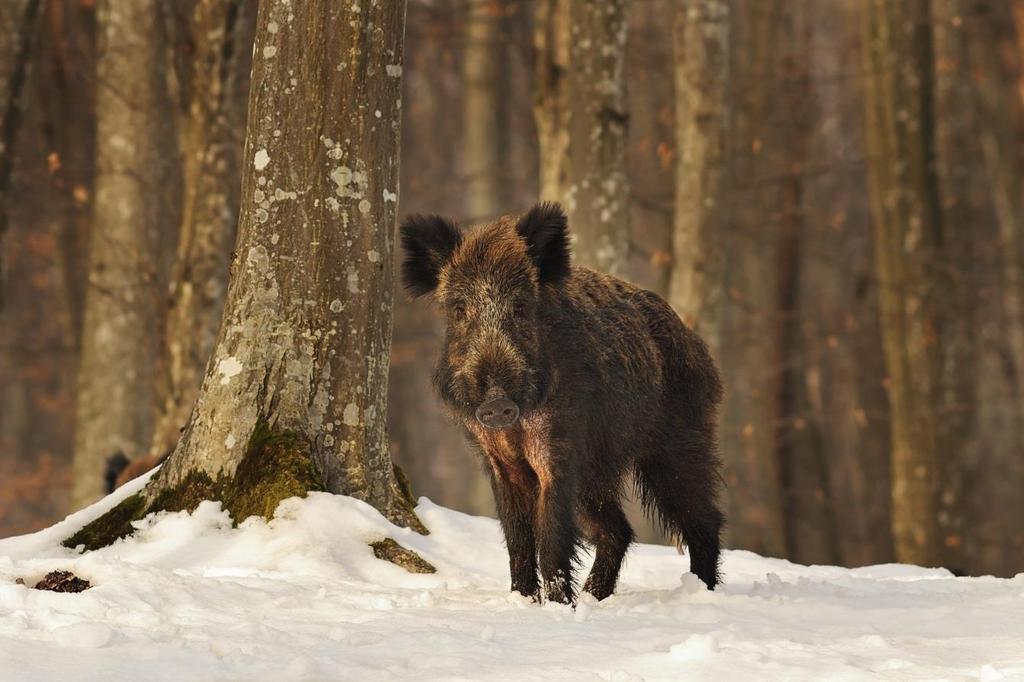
32, 570, 91, 593
0, 477, 1022, 681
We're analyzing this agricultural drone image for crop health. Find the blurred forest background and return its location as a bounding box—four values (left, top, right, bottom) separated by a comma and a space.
1, 0, 1023, 578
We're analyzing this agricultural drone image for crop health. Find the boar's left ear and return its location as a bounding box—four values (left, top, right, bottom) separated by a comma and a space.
516, 202, 570, 284
400, 214, 463, 297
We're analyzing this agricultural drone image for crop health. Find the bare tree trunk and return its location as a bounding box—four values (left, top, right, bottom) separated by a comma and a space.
71, 0, 178, 509
0, 0, 41, 309
959, 0, 1024, 577
0, 0, 92, 536
712, 0, 788, 558
862, 0, 944, 567
149, 0, 256, 458
799, 0, 894, 568
771, 0, 837, 567
45, 0, 98, 356
463, 0, 511, 222
627, 0, 676, 299
931, 0, 983, 575
668, 0, 728, 356
533, 0, 569, 203
65, 0, 422, 550
968, 1, 1024, 423
563, 0, 630, 276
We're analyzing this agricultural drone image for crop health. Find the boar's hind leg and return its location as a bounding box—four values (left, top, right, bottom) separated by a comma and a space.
580, 498, 634, 601
635, 429, 723, 590
488, 467, 540, 600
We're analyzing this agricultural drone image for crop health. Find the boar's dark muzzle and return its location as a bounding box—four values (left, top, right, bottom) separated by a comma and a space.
475, 389, 520, 430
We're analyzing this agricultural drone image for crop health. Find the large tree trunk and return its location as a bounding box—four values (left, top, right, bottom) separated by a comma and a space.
0, 0, 41, 309
71, 0, 179, 509
563, 0, 630, 276
862, 0, 944, 567
65, 0, 422, 551
149, 0, 256, 458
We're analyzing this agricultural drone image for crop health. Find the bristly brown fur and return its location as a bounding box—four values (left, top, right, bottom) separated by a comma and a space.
401, 202, 725, 604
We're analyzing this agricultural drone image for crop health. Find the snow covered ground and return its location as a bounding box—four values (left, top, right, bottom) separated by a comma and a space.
1, 472, 1022, 681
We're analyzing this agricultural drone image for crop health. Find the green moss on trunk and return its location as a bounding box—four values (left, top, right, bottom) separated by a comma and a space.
147, 470, 220, 515
62, 420, 325, 551
225, 420, 323, 521
62, 493, 147, 551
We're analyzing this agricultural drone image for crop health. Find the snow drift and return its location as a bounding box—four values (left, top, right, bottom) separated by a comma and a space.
0, 471, 1022, 681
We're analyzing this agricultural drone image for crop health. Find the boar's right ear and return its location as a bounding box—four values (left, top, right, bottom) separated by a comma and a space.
400, 214, 463, 297
516, 202, 570, 284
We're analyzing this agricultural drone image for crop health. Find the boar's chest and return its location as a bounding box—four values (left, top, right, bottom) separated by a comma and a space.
469, 413, 553, 492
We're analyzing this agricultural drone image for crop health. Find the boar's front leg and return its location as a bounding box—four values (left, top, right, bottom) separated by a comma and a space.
488, 463, 540, 600
534, 467, 579, 605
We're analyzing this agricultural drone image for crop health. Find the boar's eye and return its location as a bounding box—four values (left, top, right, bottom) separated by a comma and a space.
450, 302, 467, 320
512, 300, 527, 317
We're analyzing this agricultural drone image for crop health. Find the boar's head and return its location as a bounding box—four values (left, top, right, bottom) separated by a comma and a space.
400, 203, 570, 429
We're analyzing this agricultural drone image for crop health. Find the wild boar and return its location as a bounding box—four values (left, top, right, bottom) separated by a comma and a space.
401, 202, 724, 604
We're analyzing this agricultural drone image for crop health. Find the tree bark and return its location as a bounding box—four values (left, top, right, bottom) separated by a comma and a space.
563, 0, 630, 276
771, 0, 837, 566
668, 0, 728, 357
968, 0, 1024, 428
862, 0, 944, 567
149, 0, 256, 458
0, 0, 41, 309
533, 0, 569, 203
65, 0, 421, 550
626, 0, 676, 300
71, 0, 178, 509
797, 0, 894, 568
0, 0, 92, 536
957, 0, 1024, 576
711, 0, 789, 558
462, 0, 511, 222
931, 0, 982, 575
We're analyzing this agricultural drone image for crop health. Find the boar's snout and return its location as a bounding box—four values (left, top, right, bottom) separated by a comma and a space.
475, 389, 520, 430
